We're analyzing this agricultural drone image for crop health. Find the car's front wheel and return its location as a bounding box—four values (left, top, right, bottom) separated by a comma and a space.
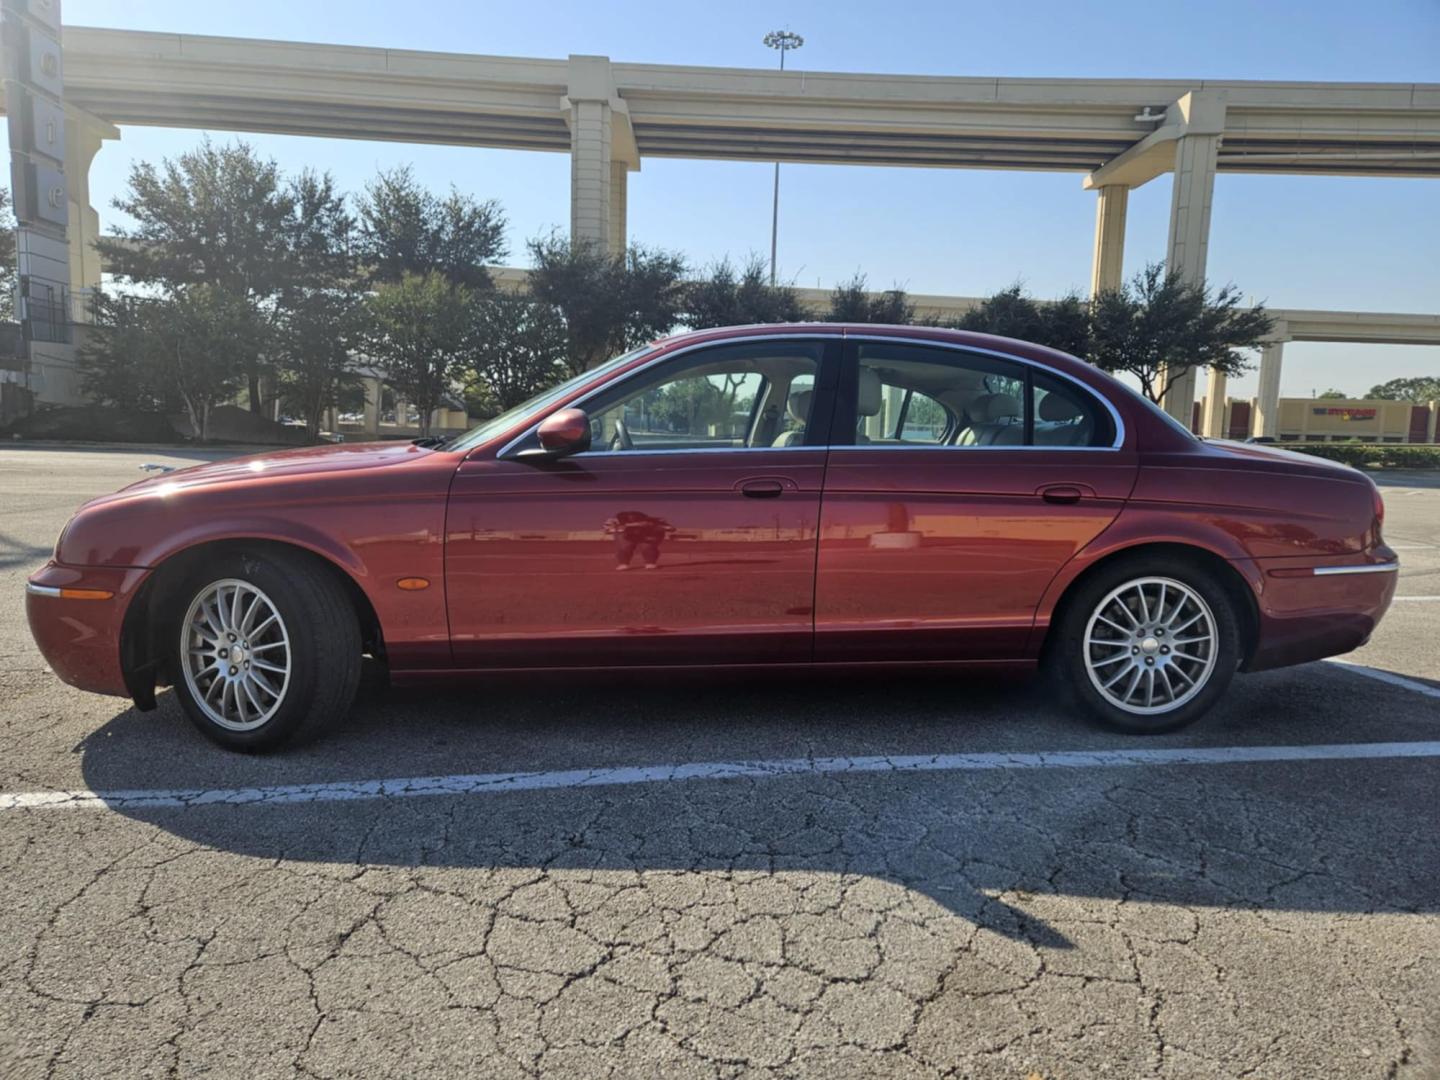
169, 549, 360, 751
1055, 557, 1240, 733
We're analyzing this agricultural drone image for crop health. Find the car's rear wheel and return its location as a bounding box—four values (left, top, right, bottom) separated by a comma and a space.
169, 549, 360, 751
1055, 556, 1240, 733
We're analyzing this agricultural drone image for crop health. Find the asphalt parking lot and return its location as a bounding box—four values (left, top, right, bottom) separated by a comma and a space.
2, 444, 1438, 1079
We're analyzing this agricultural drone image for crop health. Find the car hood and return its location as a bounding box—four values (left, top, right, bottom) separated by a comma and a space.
108, 441, 443, 502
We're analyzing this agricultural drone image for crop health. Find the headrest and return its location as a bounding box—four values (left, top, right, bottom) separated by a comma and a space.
787, 388, 813, 423
984, 393, 1021, 422
1038, 393, 1082, 422
857, 368, 882, 416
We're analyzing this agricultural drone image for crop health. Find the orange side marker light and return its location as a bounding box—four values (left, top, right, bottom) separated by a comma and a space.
397, 577, 431, 591
59, 588, 115, 601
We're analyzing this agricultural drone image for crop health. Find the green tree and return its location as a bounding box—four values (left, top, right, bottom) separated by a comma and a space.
94, 139, 296, 413
1366, 376, 1440, 402
684, 255, 806, 329
464, 290, 569, 413
276, 290, 364, 439
77, 292, 177, 414
1089, 264, 1273, 406
955, 285, 1090, 357
0, 188, 15, 322
361, 272, 470, 437
80, 286, 253, 441
1315, 388, 1350, 400
355, 165, 507, 290
826, 273, 915, 324
526, 235, 688, 375
274, 170, 362, 438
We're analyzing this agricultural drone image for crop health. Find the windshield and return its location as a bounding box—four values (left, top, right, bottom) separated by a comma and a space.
445, 345, 657, 452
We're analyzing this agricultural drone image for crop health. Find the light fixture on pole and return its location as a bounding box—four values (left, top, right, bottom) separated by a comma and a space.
763, 29, 803, 286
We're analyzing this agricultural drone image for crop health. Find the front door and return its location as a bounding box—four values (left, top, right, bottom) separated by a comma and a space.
814, 338, 1138, 662
445, 336, 840, 668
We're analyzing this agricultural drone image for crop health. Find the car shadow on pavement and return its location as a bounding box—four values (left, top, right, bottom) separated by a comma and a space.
73, 665, 1440, 948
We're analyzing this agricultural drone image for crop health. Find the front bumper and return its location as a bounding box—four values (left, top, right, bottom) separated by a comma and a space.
1246, 548, 1399, 672
25, 563, 151, 697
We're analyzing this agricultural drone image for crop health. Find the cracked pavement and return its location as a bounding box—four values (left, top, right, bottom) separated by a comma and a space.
2, 445, 1438, 1078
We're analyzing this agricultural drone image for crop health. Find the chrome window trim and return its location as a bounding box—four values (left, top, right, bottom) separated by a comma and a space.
844, 334, 1128, 451
495, 332, 836, 460
495, 330, 1127, 460
1313, 562, 1399, 576
25, 583, 62, 597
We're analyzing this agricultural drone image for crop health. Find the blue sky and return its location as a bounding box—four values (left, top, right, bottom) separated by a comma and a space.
40, 0, 1440, 397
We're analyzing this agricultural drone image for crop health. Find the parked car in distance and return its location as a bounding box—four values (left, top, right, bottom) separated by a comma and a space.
27, 325, 1397, 751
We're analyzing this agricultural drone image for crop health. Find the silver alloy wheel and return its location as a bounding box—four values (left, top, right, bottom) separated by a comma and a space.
180, 578, 291, 732
1083, 576, 1218, 716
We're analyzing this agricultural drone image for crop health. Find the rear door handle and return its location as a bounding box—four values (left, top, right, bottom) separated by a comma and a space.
739, 479, 786, 499
1040, 484, 1084, 505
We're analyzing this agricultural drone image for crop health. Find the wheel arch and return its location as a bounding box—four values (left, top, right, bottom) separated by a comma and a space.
120, 537, 384, 711
1036, 541, 1261, 670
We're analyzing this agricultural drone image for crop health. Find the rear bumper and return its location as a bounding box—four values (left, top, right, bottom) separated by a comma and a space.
25, 563, 150, 697
1246, 549, 1399, 672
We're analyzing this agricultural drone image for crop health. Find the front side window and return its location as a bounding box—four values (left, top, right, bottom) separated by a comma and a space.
581, 340, 824, 453
843, 341, 1114, 448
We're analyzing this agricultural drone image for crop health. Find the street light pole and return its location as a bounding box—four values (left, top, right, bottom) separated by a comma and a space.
763, 30, 803, 286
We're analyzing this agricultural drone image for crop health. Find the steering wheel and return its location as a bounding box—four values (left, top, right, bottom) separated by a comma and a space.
609, 419, 635, 451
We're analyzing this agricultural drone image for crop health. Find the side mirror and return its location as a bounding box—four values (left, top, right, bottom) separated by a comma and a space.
516, 407, 592, 460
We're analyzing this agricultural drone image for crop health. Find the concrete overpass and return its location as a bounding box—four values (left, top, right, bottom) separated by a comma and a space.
490, 267, 1440, 439
3, 26, 1438, 420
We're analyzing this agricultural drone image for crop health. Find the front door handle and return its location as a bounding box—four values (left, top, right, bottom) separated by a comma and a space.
740, 479, 785, 499
1040, 484, 1084, 505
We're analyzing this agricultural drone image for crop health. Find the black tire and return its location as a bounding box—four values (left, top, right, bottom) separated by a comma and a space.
167, 548, 361, 752
1052, 554, 1241, 734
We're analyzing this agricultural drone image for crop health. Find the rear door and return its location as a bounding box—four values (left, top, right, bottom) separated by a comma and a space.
814, 337, 1138, 662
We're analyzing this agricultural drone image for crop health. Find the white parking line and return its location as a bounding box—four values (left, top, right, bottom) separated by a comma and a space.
1393, 596, 1440, 601
1326, 658, 1440, 700
4, 741, 1440, 813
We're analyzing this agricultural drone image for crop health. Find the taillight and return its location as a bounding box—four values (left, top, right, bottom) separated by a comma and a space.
1372, 482, 1385, 534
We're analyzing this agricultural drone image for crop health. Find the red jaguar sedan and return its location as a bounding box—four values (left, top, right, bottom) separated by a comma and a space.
27, 325, 1397, 750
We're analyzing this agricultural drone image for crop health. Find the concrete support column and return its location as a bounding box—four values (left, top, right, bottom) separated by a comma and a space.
608, 160, 628, 256
1201, 373, 1227, 437
569, 97, 613, 251
64, 109, 118, 306
362, 377, 381, 437
1160, 92, 1224, 426
1089, 185, 1128, 297
1253, 339, 1285, 438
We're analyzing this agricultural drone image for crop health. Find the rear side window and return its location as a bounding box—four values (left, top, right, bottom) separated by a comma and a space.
842, 342, 1116, 448
1031, 372, 1116, 447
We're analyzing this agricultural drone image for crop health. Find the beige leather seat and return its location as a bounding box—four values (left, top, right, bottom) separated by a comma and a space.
772, 388, 815, 446
957, 393, 1023, 445
853, 368, 883, 442
1035, 392, 1092, 446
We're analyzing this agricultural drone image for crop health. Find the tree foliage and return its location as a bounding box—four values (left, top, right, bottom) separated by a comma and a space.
526, 235, 688, 375
360, 272, 471, 437
1088, 264, 1274, 405
1366, 376, 1440, 403
955, 285, 1090, 357
826, 273, 915, 324
79, 286, 255, 441
0, 188, 15, 323
274, 170, 361, 437
355, 165, 507, 290
463, 290, 569, 415
684, 256, 806, 329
